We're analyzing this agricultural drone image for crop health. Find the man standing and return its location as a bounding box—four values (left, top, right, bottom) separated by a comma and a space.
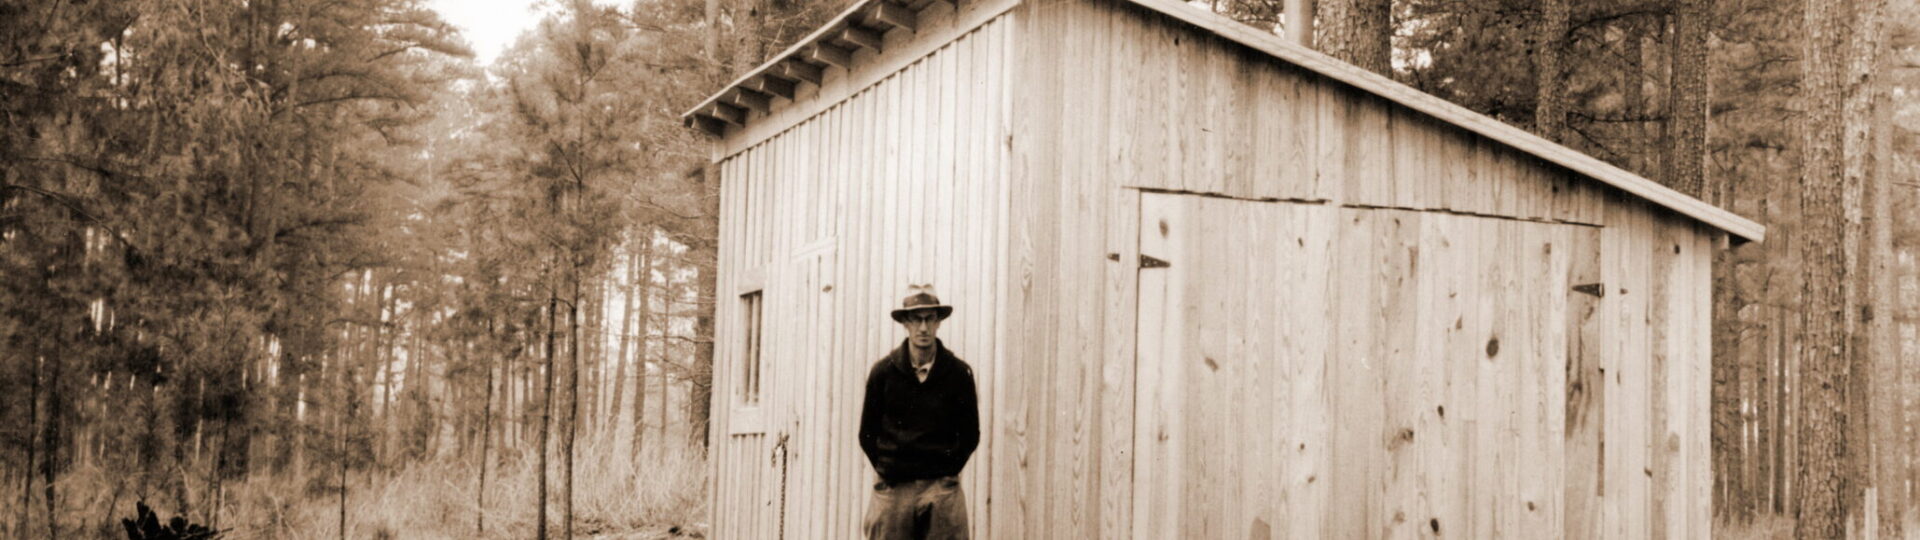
859, 285, 980, 540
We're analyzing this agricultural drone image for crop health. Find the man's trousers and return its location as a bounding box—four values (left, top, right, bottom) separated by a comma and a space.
863, 476, 969, 540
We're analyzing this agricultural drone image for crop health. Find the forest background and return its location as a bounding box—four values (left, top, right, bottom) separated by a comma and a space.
3, 0, 1918, 538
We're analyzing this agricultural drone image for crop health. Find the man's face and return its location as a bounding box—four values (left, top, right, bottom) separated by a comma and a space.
902, 312, 942, 348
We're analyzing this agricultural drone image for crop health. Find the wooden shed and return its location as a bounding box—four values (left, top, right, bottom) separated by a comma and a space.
682, 0, 1766, 537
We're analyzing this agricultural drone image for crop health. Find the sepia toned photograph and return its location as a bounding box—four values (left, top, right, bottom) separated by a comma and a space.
3, 0, 1919, 538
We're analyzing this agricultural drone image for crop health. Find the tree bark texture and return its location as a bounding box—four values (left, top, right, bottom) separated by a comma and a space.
1533, 0, 1570, 143
631, 239, 654, 458
1794, 0, 1858, 536
1667, 0, 1710, 201
538, 293, 556, 540
565, 277, 581, 540
1842, 0, 1896, 535
1312, 0, 1392, 74
691, 168, 719, 450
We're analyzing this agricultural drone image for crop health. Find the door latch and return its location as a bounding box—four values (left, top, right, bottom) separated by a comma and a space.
1140, 255, 1171, 269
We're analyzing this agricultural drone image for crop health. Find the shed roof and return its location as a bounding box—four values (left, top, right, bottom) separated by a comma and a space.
681, 0, 1765, 243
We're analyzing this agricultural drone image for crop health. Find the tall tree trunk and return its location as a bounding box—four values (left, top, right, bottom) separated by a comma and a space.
1794, 0, 1860, 536
1533, 0, 1570, 143
1312, 0, 1392, 74
565, 275, 581, 540
705, 0, 719, 65
538, 292, 557, 540
338, 345, 355, 540
631, 238, 654, 458
691, 169, 719, 450
477, 321, 495, 535
1843, 0, 1893, 535
610, 255, 632, 435
1668, 0, 1711, 200
22, 353, 37, 537
43, 353, 60, 539
1620, 18, 1651, 172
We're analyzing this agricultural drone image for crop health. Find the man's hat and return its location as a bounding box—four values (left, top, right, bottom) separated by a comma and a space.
890, 284, 954, 322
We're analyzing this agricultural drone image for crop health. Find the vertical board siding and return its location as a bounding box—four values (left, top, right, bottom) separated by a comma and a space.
1062, 1, 1607, 225
709, 18, 1011, 539
1004, 4, 1719, 538
707, 0, 1722, 537
1130, 194, 1606, 539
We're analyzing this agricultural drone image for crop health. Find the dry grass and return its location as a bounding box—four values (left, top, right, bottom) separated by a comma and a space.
1714, 513, 1797, 540
13, 433, 706, 539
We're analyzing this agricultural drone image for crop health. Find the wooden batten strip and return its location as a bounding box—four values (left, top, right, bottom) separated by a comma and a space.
810, 42, 856, 69
782, 61, 825, 84
841, 25, 885, 51
725, 88, 772, 114
873, 2, 918, 31
747, 76, 797, 99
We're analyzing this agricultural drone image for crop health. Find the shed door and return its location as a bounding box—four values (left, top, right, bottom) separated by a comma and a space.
1131, 192, 1595, 539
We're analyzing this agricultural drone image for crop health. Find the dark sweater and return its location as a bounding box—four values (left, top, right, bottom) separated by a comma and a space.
858, 339, 980, 483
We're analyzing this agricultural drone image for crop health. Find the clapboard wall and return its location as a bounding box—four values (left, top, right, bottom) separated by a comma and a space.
991, 0, 1720, 538
707, 8, 1013, 539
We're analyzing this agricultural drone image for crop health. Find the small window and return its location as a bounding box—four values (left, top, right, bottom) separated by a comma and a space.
739, 290, 764, 406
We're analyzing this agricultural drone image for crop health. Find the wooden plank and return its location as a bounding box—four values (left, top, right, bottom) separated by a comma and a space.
1131, 192, 1183, 539
1002, 4, 1068, 535
985, 19, 1011, 532
852, 85, 880, 536
959, 24, 982, 534
1055, 7, 1105, 535
1668, 223, 1699, 540
1100, 0, 1764, 241
1563, 224, 1605, 540
1390, 108, 1431, 212
1287, 204, 1335, 540
1248, 61, 1317, 200
1316, 83, 1348, 204
1380, 208, 1433, 538
1219, 59, 1258, 199
1325, 208, 1391, 538
1532, 221, 1573, 536
1689, 229, 1712, 540
1117, 9, 1173, 192
1648, 216, 1677, 539
1096, 12, 1138, 540
956, 27, 987, 520
1430, 212, 1480, 539
1603, 199, 1652, 540
819, 106, 842, 539
1187, 39, 1228, 195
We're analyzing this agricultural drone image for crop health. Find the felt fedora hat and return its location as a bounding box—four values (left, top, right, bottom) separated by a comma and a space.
890, 284, 953, 322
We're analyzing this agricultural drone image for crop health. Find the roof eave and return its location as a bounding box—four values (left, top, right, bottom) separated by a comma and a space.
1114, 0, 1763, 243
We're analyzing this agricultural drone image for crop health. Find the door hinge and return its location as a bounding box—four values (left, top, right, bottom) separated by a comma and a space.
1140, 254, 1171, 269
1572, 283, 1605, 298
